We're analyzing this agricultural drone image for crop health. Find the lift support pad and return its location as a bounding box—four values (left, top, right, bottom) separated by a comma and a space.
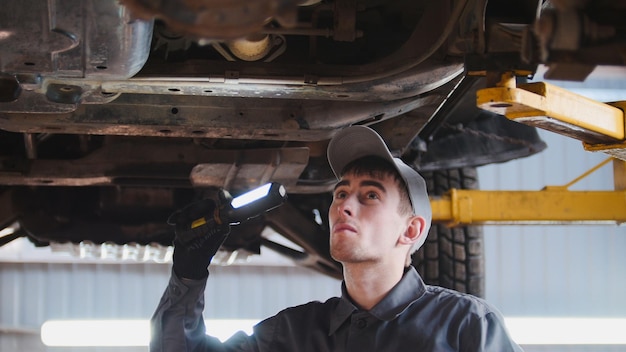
476, 72, 626, 161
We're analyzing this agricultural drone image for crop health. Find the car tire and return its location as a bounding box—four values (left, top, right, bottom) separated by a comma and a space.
412, 167, 485, 297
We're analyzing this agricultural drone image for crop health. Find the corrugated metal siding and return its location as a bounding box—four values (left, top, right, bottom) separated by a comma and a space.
1, 263, 177, 320
478, 130, 626, 321
204, 265, 340, 319
0, 262, 339, 351
0, 263, 169, 352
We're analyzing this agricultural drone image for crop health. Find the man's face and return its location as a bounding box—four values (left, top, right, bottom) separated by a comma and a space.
328, 171, 412, 264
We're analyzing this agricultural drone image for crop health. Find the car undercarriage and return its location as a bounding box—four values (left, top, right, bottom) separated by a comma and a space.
2, 0, 622, 295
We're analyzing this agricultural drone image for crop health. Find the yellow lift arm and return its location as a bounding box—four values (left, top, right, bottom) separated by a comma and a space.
477, 72, 626, 160
431, 157, 626, 226
431, 72, 626, 226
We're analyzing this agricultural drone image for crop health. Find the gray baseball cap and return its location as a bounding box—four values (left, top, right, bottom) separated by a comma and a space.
327, 125, 432, 250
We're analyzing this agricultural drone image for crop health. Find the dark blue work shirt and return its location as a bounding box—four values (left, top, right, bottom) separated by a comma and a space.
150, 266, 522, 351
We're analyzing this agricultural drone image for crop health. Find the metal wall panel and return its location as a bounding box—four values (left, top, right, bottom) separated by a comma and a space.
478, 130, 626, 320
0, 262, 340, 351
477, 129, 626, 352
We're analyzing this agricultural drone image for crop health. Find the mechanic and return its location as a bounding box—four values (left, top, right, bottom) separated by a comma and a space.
150, 125, 522, 351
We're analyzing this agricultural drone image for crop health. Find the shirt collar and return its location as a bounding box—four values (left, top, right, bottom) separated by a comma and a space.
328, 266, 426, 335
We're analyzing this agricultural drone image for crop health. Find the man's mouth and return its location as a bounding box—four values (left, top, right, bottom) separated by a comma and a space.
332, 223, 357, 234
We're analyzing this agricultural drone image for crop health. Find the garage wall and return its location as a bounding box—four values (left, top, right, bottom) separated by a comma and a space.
479, 129, 626, 319
477, 129, 626, 352
1, 132, 626, 351
0, 263, 340, 352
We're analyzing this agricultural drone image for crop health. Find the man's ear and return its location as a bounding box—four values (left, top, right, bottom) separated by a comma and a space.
398, 215, 426, 246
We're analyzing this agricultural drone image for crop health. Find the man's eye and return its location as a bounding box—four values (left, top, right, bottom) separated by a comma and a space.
365, 191, 379, 200
334, 190, 347, 199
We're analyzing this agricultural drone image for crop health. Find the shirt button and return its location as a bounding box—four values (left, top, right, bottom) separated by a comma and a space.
356, 319, 367, 329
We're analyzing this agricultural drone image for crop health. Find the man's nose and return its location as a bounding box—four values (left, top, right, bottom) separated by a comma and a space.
336, 196, 355, 217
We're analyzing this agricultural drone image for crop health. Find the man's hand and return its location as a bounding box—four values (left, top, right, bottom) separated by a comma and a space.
168, 194, 232, 280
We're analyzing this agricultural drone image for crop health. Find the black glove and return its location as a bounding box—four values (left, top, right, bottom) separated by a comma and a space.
168, 194, 232, 280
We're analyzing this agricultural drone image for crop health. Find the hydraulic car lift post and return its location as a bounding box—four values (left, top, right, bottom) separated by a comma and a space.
430, 71, 626, 226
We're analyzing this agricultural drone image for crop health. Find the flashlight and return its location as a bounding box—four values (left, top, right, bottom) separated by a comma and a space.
224, 182, 287, 224
177, 182, 287, 245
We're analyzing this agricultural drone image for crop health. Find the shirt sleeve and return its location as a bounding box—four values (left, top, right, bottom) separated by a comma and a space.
149, 269, 259, 352
462, 310, 524, 352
